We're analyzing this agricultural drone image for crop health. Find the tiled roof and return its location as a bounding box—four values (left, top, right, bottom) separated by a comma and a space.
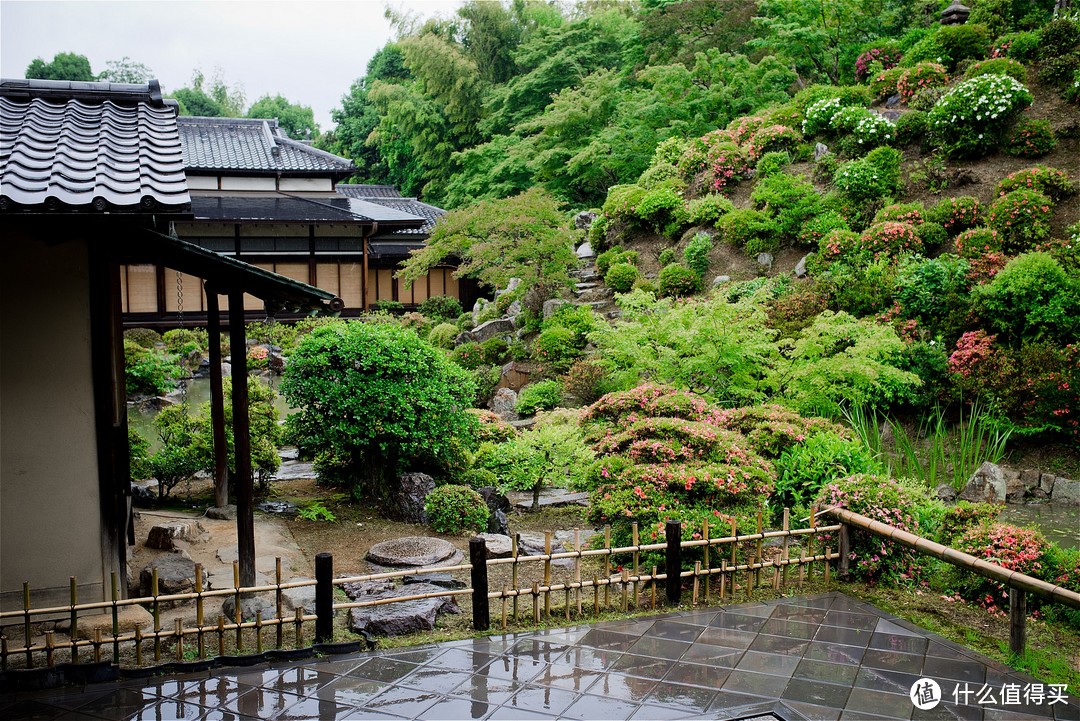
191, 193, 426, 226
0, 78, 190, 213
336, 184, 444, 235
178, 116, 354, 176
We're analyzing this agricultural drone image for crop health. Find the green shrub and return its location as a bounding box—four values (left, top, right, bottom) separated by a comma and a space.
685, 194, 735, 226
1038, 52, 1080, 86
897, 62, 949, 102
516, 379, 563, 415
894, 110, 929, 147
683, 233, 713, 278
1004, 119, 1057, 157
858, 222, 923, 260
873, 202, 926, 226
658, 248, 677, 267
532, 326, 580, 373
754, 151, 791, 178
651, 136, 688, 167
162, 328, 208, 357
773, 431, 882, 516
973, 252, 1080, 345
797, 211, 850, 249
427, 322, 459, 349
994, 30, 1042, 62
417, 295, 463, 321
718, 208, 778, 250
746, 124, 802, 160
834, 146, 903, 203
658, 263, 701, 297
638, 162, 681, 189
996, 165, 1075, 201
596, 247, 638, 276
964, 57, 1027, 82
637, 184, 688, 234
124, 340, 182, 396
953, 227, 1004, 261
937, 501, 1000, 545
129, 428, 152, 481
480, 337, 509, 365
870, 66, 905, 100
802, 97, 851, 136
971, 0, 1054, 36
986, 189, 1054, 252
560, 359, 609, 405
604, 262, 639, 293
793, 84, 872, 114
372, 299, 403, 313
458, 468, 499, 489
893, 254, 971, 328
855, 44, 903, 83
588, 214, 610, 248
1039, 17, 1080, 59
470, 364, 501, 408
706, 141, 753, 192
602, 185, 648, 222
932, 196, 981, 235
425, 485, 490, 534
928, 74, 1033, 157
124, 327, 162, 349
451, 341, 486, 370
750, 173, 821, 241
904, 23, 990, 72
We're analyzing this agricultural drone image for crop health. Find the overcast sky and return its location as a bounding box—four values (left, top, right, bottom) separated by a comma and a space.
0, 0, 463, 130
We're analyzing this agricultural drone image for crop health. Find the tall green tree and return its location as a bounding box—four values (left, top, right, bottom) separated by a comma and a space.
98, 56, 153, 83
25, 52, 94, 81
247, 95, 319, 139
169, 70, 245, 117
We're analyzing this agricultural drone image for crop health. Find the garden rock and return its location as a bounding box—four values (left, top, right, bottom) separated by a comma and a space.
57, 606, 153, 640
508, 487, 589, 509
517, 532, 574, 569
958, 461, 1006, 504
257, 500, 298, 515
1020, 469, 1042, 494
1051, 477, 1080, 505
146, 520, 209, 551
712, 276, 731, 288
477, 533, 513, 559
206, 505, 237, 521
478, 487, 512, 535
574, 210, 599, 231
341, 579, 395, 597
576, 241, 595, 258
1003, 468, 1025, 502
814, 143, 830, 160
274, 458, 316, 481
139, 555, 208, 601
469, 317, 516, 343
281, 579, 316, 614
885, 94, 901, 108
543, 298, 569, 318
756, 253, 774, 270
794, 255, 809, 278
1040, 473, 1057, 496
390, 472, 435, 525
130, 480, 158, 508
222, 595, 275, 623
347, 582, 460, 637
366, 537, 459, 568
936, 484, 956, 502
403, 573, 465, 589
490, 388, 519, 422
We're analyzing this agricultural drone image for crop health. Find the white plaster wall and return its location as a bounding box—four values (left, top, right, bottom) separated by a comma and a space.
220, 177, 275, 191
186, 176, 218, 190
278, 177, 332, 192
1, 232, 105, 611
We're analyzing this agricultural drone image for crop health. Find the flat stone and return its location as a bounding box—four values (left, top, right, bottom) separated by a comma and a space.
274, 459, 316, 481
222, 595, 276, 623
366, 537, 458, 567
958, 461, 1006, 504
281, 579, 317, 614
516, 532, 573, 569
576, 241, 595, 259
712, 276, 731, 287
756, 253, 773, 269
470, 317, 516, 343
477, 533, 513, 559
936, 483, 956, 502
575, 282, 599, 291
146, 520, 208, 551
1003, 468, 1025, 502
554, 529, 596, 549
139, 555, 208, 602
341, 580, 395, 597
1020, 469, 1041, 492
509, 418, 535, 430
56, 605, 153, 640
402, 573, 466, 589
206, 505, 237, 520
794, 255, 809, 278
347, 583, 460, 637
257, 500, 299, 515
1051, 477, 1080, 505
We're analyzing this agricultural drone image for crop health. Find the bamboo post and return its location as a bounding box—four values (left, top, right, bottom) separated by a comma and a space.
838, 524, 851, 580
543, 531, 552, 620
175, 618, 184, 662
23, 582, 32, 668
45, 631, 54, 668
782, 508, 791, 588
755, 512, 763, 586
574, 528, 582, 617
135, 627, 143, 666
603, 526, 611, 608
111, 572, 120, 665
825, 546, 832, 590
702, 519, 711, 602
808, 507, 817, 580
593, 576, 600, 616
1010, 588, 1027, 655
195, 563, 205, 659
69, 576, 79, 664
218, 616, 225, 658
651, 566, 658, 609
93, 628, 102, 663
233, 561, 243, 650
470, 537, 490, 631
720, 560, 727, 601
152, 568, 161, 661
799, 547, 806, 584
632, 523, 640, 609
293, 608, 303, 648
564, 589, 571, 622
256, 615, 263, 655
747, 556, 755, 600
730, 519, 738, 565
275, 557, 284, 649
315, 552, 333, 643
511, 534, 520, 621
772, 564, 780, 591
501, 587, 508, 631
692, 562, 701, 606
532, 582, 540, 624
621, 569, 630, 611
665, 520, 681, 605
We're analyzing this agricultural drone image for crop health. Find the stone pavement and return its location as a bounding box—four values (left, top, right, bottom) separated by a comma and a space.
2, 593, 1076, 720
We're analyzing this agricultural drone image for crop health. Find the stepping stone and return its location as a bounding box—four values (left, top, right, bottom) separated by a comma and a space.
477, 533, 513, 559
347, 583, 460, 637
146, 520, 209, 550
366, 537, 458, 567
139, 555, 208, 605
273, 459, 315, 481
56, 605, 153, 639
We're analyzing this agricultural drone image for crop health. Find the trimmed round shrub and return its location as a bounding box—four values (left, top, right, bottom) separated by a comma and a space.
417, 295, 463, 321
928, 74, 1033, 157
798, 211, 849, 249
124, 327, 163, 349
986, 189, 1054, 252
658, 248, 677, 267
427, 322, 459, 349
802, 97, 848, 136
833, 146, 903, 202
1066, 67, 1080, 105
992, 30, 1041, 62
908, 86, 946, 112
718, 208, 778, 250
457, 468, 499, 489
932, 196, 981, 235
596, 247, 636, 276
451, 341, 486, 370
516, 379, 563, 415
873, 202, 925, 227
904, 23, 990, 72
953, 523, 1051, 612
746, 124, 802, 160
870, 66, 905, 100
425, 484, 490, 534
560, 359, 608, 405
532, 326, 580, 372
685, 194, 735, 226
855, 46, 902, 82
953, 227, 1004, 261
773, 432, 881, 514
1004, 119, 1056, 157
683, 233, 713, 277
964, 57, 1027, 83
604, 262, 639, 293
897, 62, 949, 102
973, 252, 1080, 345
658, 263, 701, 297
816, 228, 861, 262
996, 165, 1075, 201
1038, 17, 1080, 59
1038, 52, 1080, 87
638, 162, 680, 189
894, 110, 928, 147
858, 222, 923, 259
754, 151, 792, 178
850, 112, 895, 151
708, 142, 753, 192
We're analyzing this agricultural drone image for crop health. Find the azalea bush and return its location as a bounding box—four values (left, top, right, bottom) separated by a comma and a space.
928, 74, 1033, 157
897, 62, 949, 102
996, 166, 1074, 201
516, 379, 564, 415
425, 485, 489, 534
858, 221, 924, 260
745, 124, 802, 160
952, 523, 1052, 612
658, 263, 702, 297
855, 46, 902, 83
1004, 119, 1057, 157
834, 146, 903, 203
973, 252, 1080, 346
985, 189, 1054, 252
605, 262, 639, 293
932, 195, 981, 235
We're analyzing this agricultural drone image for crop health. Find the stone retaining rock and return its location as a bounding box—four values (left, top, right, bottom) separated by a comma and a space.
489, 387, 519, 422
347, 583, 460, 637
469, 317, 516, 343
958, 462, 1006, 504
1051, 477, 1080, 505
146, 520, 209, 551
139, 555, 208, 603
477, 533, 513, 559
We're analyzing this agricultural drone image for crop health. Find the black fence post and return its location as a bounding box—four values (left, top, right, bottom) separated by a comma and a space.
838, 524, 851, 580
315, 552, 333, 644
665, 520, 682, 605
470, 537, 490, 631
1009, 588, 1027, 656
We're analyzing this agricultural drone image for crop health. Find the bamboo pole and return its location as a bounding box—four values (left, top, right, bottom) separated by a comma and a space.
135, 627, 143, 666
511, 534, 519, 621
564, 589, 571, 622
93, 628, 102, 663
275, 557, 284, 649
543, 532, 552, 620
195, 563, 205, 659
603, 526, 611, 608
692, 562, 701, 606
593, 575, 600, 617
501, 587, 508, 631
294, 609, 303, 648
807, 507, 817, 580
532, 582, 540, 624
651, 566, 658, 609
621, 569, 629, 611
755, 513, 763, 586
233, 562, 242, 651
45, 631, 54, 668
730, 519, 738, 566
632, 523, 640, 610
175, 619, 184, 661
110, 572, 120, 665
153, 569, 163, 662
702, 520, 710, 602
256, 615, 263, 655
781, 508, 791, 588
218, 616, 226, 658
574, 529, 582, 617
825, 547, 832, 590
720, 560, 727, 601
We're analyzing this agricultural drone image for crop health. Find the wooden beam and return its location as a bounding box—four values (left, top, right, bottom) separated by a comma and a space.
228, 291, 256, 588
205, 288, 229, 509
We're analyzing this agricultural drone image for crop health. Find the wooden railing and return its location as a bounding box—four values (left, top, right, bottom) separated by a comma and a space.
0, 509, 841, 680
825, 506, 1080, 655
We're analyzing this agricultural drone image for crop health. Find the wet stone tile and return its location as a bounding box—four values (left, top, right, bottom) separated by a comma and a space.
502, 684, 580, 715
736, 650, 801, 677
529, 662, 602, 693
783, 699, 844, 721
629, 703, 700, 720
510, 638, 573, 660
920, 655, 987, 685
696, 626, 758, 649
447, 674, 523, 706
476, 655, 547, 684
793, 659, 860, 686
417, 696, 497, 721
672, 610, 721, 626
747, 634, 810, 655
644, 620, 705, 643
722, 669, 791, 698
556, 645, 623, 671
315, 676, 387, 708
397, 667, 474, 695
609, 652, 674, 680
760, 618, 820, 640
708, 612, 769, 633
361, 685, 443, 717
578, 629, 641, 653
823, 610, 881, 631
784, 677, 853, 709
425, 647, 500, 671
486, 706, 560, 720
662, 660, 731, 689
854, 667, 922, 696
626, 636, 692, 661
911, 702, 985, 721
644, 680, 717, 713
707, 689, 777, 714
804, 640, 867, 665
869, 632, 929, 655
586, 671, 659, 702
844, 687, 915, 720
860, 648, 925, 675
815, 624, 874, 647
348, 657, 421, 683
678, 641, 744, 666
561, 692, 641, 720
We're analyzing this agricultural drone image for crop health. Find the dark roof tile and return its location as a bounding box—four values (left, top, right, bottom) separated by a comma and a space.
336, 183, 401, 199
0, 78, 190, 212
191, 193, 426, 225
335, 185, 444, 235
178, 116, 354, 176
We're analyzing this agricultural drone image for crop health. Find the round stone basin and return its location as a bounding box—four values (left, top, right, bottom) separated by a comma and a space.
365, 536, 459, 568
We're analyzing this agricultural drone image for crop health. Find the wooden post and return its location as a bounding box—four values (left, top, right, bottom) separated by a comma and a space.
275, 557, 284, 649
195, 563, 205, 659
747, 556, 755, 600
205, 289, 229, 509
218, 617, 226, 658
1010, 588, 1027, 656
470, 537, 490, 631
632, 523, 640, 610
720, 560, 727, 601
111, 572, 120, 665
781, 509, 790, 588
543, 531, 552, 620
69, 577, 79, 664
532, 582, 540, 624
233, 562, 243, 650
593, 576, 600, 616
702, 520, 711, 602
293, 609, 303, 649
651, 566, 658, 609
825, 547, 832, 590
45, 631, 54, 668
807, 506, 817, 581
152, 569, 161, 661
23, 582, 32, 668
838, 524, 851, 580
256, 615, 263, 655
621, 569, 630, 611
94, 629, 102, 663
603, 526, 611, 608
511, 534, 519, 622
229, 291, 256, 588
730, 519, 738, 565
692, 562, 701, 606
665, 520, 682, 605
501, 588, 508, 630
315, 552, 334, 643
175, 619, 184, 661
134, 627, 143, 666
